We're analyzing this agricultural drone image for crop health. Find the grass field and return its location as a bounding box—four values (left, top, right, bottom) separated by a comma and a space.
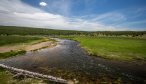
0, 35, 57, 59
0, 35, 45, 46
0, 35, 49, 59
61, 36, 146, 61
0, 67, 46, 84
0, 50, 26, 59
0, 26, 146, 37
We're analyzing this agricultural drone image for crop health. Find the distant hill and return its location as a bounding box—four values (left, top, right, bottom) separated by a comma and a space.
0, 26, 85, 35
0, 26, 146, 36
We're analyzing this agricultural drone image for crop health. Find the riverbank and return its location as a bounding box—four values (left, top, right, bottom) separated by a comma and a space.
0, 35, 57, 84
0, 41, 56, 53
0, 67, 46, 84
59, 36, 146, 61
1, 39, 145, 83
0, 35, 57, 53
0, 36, 57, 59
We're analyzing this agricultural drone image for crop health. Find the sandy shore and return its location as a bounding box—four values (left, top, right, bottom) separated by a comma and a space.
0, 41, 56, 53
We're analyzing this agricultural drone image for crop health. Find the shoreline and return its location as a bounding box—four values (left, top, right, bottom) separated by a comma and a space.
0, 40, 57, 53
0, 38, 58, 84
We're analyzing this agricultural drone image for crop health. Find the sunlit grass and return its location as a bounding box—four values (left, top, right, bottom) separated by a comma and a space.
0, 50, 26, 59
0, 35, 44, 46
61, 36, 146, 61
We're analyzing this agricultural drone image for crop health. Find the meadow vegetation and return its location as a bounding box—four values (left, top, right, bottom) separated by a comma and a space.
0, 26, 146, 37
0, 26, 146, 83
0, 34, 55, 84
0, 67, 47, 84
0, 35, 52, 59
0, 35, 46, 46
0, 50, 26, 59
60, 36, 146, 61
0, 26, 146, 61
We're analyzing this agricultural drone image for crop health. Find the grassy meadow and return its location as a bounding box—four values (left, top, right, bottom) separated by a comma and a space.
0, 35, 50, 59
0, 50, 26, 59
60, 36, 146, 61
0, 26, 146, 61
0, 35, 46, 46
0, 26, 145, 36
0, 26, 146, 83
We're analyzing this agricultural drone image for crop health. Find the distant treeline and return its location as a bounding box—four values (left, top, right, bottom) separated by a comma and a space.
0, 26, 146, 37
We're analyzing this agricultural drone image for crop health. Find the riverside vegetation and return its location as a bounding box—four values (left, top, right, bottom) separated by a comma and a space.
60, 35, 146, 61
0, 35, 55, 84
0, 26, 146, 83
1, 26, 146, 61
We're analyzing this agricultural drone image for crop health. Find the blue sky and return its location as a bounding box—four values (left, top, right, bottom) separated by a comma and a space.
0, 0, 146, 31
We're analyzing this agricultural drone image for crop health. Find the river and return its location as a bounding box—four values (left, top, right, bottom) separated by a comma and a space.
0, 39, 146, 83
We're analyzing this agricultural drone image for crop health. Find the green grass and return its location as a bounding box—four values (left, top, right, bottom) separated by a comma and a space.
0, 35, 49, 59
0, 50, 26, 59
61, 36, 146, 61
1, 26, 146, 37
0, 35, 57, 59
0, 35, 44, 46
0, 67, 47, 84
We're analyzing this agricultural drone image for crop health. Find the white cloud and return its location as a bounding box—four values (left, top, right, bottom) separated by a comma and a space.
0, 0, 132, 31
39, 2, 47, 7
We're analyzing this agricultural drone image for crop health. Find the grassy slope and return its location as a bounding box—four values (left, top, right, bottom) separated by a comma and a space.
62, 36, 146, 61
0, 26, 146, 36
0, 35, 44, 46
0, 26, 84, 35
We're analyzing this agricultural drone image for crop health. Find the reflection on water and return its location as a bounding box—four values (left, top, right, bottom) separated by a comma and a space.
0, 39, 146, 83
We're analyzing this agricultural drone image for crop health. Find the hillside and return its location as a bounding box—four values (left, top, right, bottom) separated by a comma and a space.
0, 26, 146, 36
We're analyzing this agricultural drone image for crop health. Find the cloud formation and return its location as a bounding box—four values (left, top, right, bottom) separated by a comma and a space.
0, 0, 145, 31
39, 2, 47, 7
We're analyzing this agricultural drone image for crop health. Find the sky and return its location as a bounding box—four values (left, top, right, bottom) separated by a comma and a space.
0, 0, 146, 31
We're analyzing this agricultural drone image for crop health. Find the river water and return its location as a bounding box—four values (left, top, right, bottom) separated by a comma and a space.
0, 39, 146, 83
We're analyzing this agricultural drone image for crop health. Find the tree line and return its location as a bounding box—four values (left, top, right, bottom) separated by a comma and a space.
0, 26, 146, 37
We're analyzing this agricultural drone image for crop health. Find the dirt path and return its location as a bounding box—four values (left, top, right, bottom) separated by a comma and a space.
0, 41, 56, 53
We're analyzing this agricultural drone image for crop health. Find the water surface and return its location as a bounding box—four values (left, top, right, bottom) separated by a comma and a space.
0, 39, 146, 83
